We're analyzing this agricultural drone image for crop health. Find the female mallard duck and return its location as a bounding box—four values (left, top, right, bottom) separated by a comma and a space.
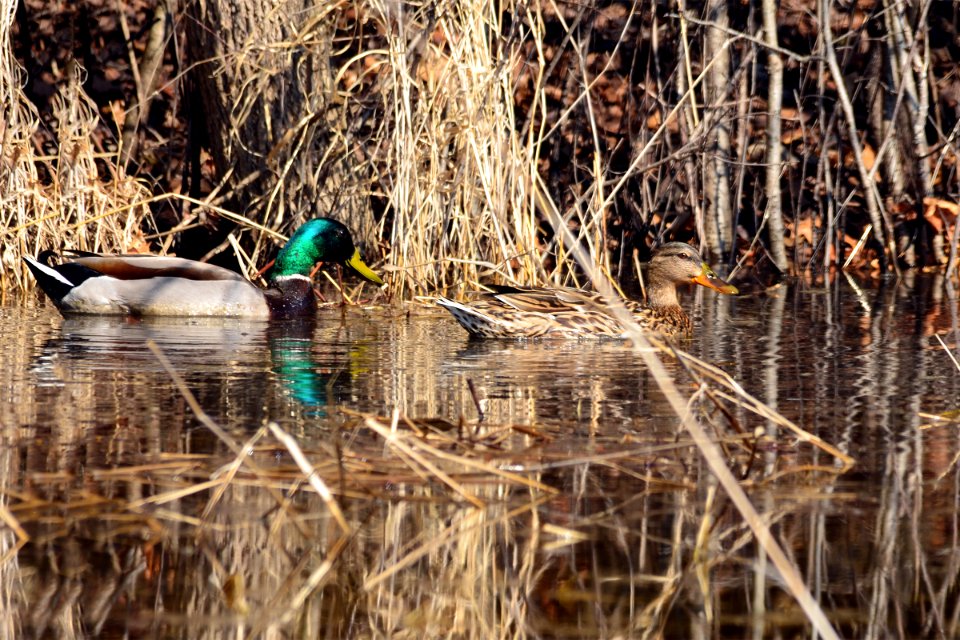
24, 218, 384, 318
436, 242, 737, 338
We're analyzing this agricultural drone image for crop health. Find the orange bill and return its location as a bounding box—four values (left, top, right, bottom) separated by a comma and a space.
691, 263, 738, 295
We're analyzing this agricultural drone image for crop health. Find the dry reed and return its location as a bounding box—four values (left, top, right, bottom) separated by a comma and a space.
0, 11, 150, 294
4, 1, 958, 636
5, 2, 960, 293
3, 383, 848, 637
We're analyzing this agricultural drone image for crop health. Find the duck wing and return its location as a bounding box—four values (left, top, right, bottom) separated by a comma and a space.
474, 286, 633, 337
489, 285, 633, 315
65, 253, 248, 282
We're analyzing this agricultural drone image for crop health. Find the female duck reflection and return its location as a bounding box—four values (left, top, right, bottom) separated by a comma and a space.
36, 316, 366, 419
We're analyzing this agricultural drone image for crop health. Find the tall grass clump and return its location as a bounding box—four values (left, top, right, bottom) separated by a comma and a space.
4, 1, 960, 296
181, 0, 619, 298
362, 0, 543, 298
341, 0, 641, 299
0, 4, 149, 295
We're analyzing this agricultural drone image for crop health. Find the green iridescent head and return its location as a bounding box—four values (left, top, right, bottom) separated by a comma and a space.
270, 218, 384, 285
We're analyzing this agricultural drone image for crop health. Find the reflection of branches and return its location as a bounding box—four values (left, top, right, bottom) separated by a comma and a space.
6, 278, 960, 636
0, 376, 946, 637
537, 175, 842, 638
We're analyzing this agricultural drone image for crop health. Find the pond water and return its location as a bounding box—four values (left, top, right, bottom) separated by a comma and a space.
1, 273, 959, 638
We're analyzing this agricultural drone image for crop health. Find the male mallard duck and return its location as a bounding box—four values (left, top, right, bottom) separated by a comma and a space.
436, 242, 737, 338
24, 217, 384, 318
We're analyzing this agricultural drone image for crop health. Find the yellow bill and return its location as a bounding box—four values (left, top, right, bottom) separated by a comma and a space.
346, 248, 385, 286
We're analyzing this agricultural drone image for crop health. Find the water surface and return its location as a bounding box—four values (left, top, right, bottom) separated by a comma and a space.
1, 274, 959, 638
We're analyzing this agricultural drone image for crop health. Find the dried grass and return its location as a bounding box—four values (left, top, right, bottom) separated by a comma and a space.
0, 322, 856, 637
0, 2, 934, 636
354, 0, 547, 298
0, 5, 150, 294
3, 397, 849, 637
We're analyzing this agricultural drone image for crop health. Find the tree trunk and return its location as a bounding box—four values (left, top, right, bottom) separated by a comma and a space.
762, 0, 787, 271
867, 45, 906, 201
884, 0, 933, 200
867, 38, 912, 265
185, 0, 303, 206
883, 0, 939, 264
674, 0, 705, 256
674, 3, 704, 256
703, 0, 733, 260
120, 2, 168, 170
182, 0, 375, 262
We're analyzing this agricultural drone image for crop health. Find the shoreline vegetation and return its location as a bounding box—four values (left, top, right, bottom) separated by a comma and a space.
1, 1, 958, 298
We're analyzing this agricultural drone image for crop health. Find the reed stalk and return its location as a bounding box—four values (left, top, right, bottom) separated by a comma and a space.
4, 1, 960, 287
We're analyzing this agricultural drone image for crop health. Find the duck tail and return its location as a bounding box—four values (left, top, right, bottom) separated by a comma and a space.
436, 297, 506, 338
23, 255, 80, 305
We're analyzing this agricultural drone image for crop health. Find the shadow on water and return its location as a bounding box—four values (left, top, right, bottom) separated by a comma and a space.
1, 273, 959, 638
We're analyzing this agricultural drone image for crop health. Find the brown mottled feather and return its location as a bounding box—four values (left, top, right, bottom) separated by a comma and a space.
437, 242, 736, 339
